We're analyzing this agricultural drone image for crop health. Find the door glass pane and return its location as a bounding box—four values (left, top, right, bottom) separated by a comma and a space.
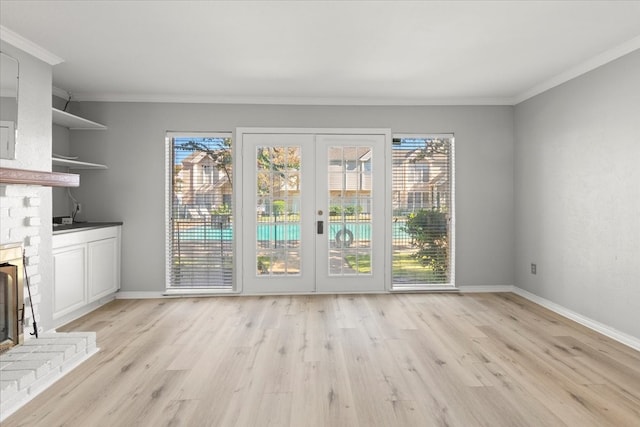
255, 146, 302, 276
327, 146, 373, 276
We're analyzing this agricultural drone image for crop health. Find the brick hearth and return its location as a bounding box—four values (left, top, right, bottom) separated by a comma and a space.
0, 332, 98, 421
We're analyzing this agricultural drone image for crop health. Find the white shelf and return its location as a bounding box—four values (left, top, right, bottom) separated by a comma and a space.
52, 158, 108, 170
52, 108, 107, 130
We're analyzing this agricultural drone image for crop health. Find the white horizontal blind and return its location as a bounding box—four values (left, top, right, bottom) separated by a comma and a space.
166, 133, 233, 289
391, 135, 455, 288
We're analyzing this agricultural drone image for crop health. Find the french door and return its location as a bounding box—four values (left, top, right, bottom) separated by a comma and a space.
239, 129, 388, 293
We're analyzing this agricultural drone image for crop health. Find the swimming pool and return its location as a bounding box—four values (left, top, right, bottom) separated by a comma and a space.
177, 221, 410, 241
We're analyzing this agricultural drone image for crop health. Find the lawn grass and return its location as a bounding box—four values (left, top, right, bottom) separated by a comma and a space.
344, 252, 436, 283
392, 252, 436, 282
345, 254, 372, 273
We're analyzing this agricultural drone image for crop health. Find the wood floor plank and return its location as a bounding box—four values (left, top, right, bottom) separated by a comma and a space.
145, 399, 201, 427
3, 293, 639, 426
476, 324, 611, 427
255, 392, 293, 427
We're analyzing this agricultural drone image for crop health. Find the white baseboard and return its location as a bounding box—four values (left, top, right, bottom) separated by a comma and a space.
52, 295, 116, 329
164, 288, 238, 297
115, 291, 165, 299
512, 287, 640, 352
458, 285, 514, 293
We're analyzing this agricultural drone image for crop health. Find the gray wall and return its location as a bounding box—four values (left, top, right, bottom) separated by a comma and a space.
51, 96, 78, 217
515, 50, 640, 339
52, 123, 71, 217
67, 103, 515, 293
1, 97, 18, 121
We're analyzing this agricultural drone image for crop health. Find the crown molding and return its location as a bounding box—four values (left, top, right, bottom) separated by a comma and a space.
0, 25, 64, 65
514, 35, 640, 105
69, 92, 516, 106
55, 34, 640, 107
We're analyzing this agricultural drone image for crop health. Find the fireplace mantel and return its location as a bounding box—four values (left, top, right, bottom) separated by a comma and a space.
0, 167, 79, 187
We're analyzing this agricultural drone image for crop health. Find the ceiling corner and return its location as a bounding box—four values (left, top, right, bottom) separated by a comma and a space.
513, 35, 640, 105
0, 25, 64, 66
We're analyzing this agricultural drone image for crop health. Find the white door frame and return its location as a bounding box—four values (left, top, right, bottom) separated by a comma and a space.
234, 128, 392, 294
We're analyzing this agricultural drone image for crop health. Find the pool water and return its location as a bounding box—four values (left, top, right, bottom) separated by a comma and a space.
178, 222, 410, 241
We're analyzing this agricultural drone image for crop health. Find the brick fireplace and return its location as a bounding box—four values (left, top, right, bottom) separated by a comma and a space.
0, 243, 24, 353
0, 184, 44, 345
0, 182, 96, 422
0, 229, 97, 422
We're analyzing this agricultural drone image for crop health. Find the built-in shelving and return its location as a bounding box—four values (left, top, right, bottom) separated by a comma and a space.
52, 108, 107, 130
51, 107, 108, 171
52, 158, 108, 170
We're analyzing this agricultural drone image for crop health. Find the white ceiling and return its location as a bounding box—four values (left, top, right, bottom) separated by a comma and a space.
1, 1, 640, 105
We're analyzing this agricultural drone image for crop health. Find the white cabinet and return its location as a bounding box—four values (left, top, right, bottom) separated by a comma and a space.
53, 226, 121, 321
88, 237, 119, 301
53, 244, 86, 318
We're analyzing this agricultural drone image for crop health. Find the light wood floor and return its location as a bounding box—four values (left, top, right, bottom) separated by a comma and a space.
4, 293, 640, 426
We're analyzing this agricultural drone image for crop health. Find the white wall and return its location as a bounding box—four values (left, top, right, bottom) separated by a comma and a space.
0, 41, 54, 332
515, 50, 640, 339
66, 103, 515, 293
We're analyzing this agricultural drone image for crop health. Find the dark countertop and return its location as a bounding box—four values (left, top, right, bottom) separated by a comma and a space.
53, 221, 123, 235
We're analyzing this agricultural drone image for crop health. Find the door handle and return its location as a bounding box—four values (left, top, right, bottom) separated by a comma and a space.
317, 220, 324, 234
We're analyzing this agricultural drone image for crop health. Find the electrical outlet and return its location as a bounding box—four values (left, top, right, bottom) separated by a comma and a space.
531, 263, 537, 275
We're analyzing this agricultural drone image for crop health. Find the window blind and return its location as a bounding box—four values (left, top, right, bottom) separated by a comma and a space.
391, 135, 455, 287
166, 134, 233, 289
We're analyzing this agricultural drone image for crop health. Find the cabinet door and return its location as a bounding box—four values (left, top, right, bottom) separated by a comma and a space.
88, 238, 118, 302
53, 244, 86, 319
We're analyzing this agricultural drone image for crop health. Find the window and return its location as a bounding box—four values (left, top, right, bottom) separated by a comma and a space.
392, 135, 455, 288
166, 133, 233, 290
416, 163, 429, 183
407, 191, 430, 210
